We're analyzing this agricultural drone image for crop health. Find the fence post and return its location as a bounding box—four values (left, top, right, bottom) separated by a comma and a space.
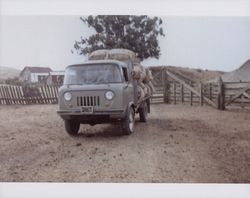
4, 86, 10, 105
241, 94, 244, 109
0, 86, 3, 104
209, 83, 212, 100
217, 77, 225, 110
173, 83, 176, 104
181, 84, 184, 104
163, 69, 169, 104
190, 82, 193, 106
200, 82, 203, 106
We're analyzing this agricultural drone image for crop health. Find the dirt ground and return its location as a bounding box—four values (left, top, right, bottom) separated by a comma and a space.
0, 104, 249, 183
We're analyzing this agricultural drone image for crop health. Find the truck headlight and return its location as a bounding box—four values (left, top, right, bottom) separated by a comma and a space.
105, 91, 114, 100
64, 92, 72, 101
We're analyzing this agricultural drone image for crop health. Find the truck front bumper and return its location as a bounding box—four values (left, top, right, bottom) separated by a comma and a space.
57, 109, 126, 124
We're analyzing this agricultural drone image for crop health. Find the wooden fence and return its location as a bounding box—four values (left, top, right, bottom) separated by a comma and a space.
1, 73, 250, 109
0, 84, 59, 105
150, 67, 165, 104
224, 82, 250, 108
151, 68, 250, 110
162, 70, 219, 108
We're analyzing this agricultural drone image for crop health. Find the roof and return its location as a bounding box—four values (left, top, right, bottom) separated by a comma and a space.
20, 66, 52, 76
239, 59, 250, 70
221, 59, 250, 82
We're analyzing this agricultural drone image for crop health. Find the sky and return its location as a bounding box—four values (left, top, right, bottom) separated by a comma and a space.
0, 15, 249, 72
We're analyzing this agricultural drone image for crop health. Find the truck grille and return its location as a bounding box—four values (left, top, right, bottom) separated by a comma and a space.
77, 96, 100, 106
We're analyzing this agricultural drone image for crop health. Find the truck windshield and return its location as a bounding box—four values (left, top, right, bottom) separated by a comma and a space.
64, 64, 122, 85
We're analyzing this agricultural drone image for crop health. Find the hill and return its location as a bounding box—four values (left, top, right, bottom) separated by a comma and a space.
0, 65, 224, 85
0, 66, 20, 82
148, 65, 224, 86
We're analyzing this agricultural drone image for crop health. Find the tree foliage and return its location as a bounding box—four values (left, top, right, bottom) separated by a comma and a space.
74, 15, 165, 60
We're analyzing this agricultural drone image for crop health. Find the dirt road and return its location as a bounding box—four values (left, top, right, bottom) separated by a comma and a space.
0, 104, 249, 182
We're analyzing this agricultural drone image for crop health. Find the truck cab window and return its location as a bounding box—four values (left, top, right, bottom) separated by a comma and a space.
122, 67, 129, 82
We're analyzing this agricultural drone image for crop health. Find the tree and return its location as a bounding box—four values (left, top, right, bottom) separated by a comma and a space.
74, 15, 165, 61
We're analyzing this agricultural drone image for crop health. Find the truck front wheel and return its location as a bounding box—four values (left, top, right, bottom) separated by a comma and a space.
139, 101, 148, 122
122, 106, 135, 135
65, 120, 80, 136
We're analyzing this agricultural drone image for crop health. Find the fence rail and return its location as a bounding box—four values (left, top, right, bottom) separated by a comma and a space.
150, 68, 250, 109
224, 82, 250, 108
0, 84, 59, 105
2, 72, 250, 109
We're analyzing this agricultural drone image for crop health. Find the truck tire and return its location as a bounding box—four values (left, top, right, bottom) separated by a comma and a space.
139, 101, 148, 122
65, 120, 80, 136
122, 106, 135, 135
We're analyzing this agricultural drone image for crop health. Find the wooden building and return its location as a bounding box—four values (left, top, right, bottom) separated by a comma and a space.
19, 66, 52, 83
19, 67, 64, 85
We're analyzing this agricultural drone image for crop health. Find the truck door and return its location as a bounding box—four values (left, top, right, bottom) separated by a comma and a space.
122, 67, 135, 106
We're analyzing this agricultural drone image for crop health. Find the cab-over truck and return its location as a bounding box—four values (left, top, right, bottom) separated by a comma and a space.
57, 59, 150, 136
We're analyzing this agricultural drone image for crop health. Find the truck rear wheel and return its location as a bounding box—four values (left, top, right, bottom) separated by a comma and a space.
65, 120, 80, 136
122, 106, 135, 135
139, 101, 148, 122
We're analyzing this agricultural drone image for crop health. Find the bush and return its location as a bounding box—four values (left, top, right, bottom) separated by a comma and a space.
0, 78, 5, 84
5, 77, 24, 86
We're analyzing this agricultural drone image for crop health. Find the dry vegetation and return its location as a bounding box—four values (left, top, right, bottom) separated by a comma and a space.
167, 66, 224, 82
0, 66, 20, 82
149, 65, 224, 83
0, 104, 249, 182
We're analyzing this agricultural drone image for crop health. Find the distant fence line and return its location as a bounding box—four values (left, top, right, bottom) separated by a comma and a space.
150, 68, 250, 110
0, 84, 59, 105
1, 72, 250, 109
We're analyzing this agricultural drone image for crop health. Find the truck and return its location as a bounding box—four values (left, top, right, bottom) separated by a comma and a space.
57, 49, 152, 136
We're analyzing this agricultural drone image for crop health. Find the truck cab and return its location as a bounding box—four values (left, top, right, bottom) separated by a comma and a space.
57, 59, 149, 136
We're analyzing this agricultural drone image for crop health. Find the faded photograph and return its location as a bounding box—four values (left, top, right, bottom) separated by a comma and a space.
0, 15, 250, 182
